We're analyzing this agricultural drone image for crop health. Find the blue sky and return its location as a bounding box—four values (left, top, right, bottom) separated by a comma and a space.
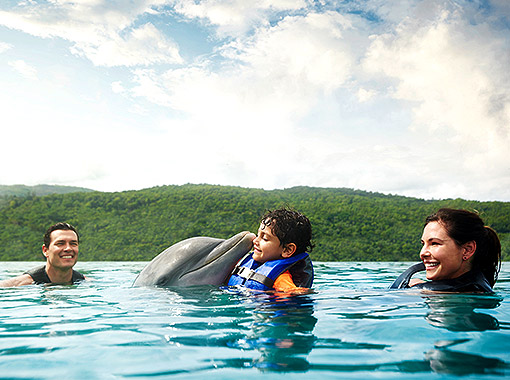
0, 0, 509, 201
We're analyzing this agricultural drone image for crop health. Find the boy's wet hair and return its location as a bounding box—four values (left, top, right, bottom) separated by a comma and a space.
43, 222, 80, 247
261, 208, 314, 254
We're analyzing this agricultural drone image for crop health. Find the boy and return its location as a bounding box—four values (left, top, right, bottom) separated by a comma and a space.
227, 208, 314, 291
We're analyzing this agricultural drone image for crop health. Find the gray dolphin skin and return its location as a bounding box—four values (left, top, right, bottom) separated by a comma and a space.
133, 231, 255, 287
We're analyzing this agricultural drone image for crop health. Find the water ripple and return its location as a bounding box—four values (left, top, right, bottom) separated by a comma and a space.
0, 261, 508, 379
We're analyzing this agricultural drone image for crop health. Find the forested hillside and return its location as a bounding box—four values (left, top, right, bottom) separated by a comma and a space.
0, 184, 95, 197
0, 184, 508, 261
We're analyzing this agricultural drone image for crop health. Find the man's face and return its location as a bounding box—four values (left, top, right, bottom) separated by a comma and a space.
42, 229, 79, 270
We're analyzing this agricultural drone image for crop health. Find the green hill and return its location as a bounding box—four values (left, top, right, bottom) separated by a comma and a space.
0, 184, 95, 197
0, 184, 508, 261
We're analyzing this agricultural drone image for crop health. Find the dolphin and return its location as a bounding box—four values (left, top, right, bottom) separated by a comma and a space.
133, 231, 255, 287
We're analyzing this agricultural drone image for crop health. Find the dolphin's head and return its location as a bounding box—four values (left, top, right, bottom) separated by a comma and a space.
133, 231, 255, 287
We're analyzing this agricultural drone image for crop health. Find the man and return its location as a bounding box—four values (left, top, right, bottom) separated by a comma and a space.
0, 222, 85, 287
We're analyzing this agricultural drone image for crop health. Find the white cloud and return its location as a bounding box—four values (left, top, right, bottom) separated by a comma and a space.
0, 2, 181, 67
173, 0, 307, 35
220, 11, 354, 92
115, 3, 510, 200
357, 88, 376, 102
71, 22, 182, 67
361, 6, 510, 196
0, 41, 12, 53
8, 59, 37, 79
0, 0, 509, 201
127, 10, 357, 125
113, 10, 360, 191
111, 81, 125, 94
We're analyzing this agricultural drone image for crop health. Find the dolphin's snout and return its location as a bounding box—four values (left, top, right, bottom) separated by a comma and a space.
239, 231, 256, 251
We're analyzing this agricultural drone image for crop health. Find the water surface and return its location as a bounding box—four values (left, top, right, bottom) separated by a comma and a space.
1, 262, 509, 379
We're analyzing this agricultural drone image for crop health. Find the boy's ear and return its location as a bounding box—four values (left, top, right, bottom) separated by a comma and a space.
282, 243, 297, 258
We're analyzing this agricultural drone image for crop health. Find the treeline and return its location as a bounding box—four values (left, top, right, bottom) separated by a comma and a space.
0, 184, 508, 261
0, 184, 94, 197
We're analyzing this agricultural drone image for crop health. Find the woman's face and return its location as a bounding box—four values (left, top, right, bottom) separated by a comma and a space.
419, 221, 471, 281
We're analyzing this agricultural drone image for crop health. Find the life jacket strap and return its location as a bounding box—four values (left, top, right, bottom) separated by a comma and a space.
231, 266, 274, 289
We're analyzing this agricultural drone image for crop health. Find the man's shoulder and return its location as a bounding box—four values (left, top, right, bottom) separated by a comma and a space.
0, 273, 34, 287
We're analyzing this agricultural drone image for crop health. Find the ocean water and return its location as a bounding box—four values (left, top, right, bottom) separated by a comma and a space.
0, 261, 509, 379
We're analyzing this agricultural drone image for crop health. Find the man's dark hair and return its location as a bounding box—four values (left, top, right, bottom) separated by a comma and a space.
261, 208, 314, 254
43, 222, 80, 247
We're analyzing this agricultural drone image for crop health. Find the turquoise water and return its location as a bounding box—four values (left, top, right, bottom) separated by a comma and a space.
0, 261, 509, 379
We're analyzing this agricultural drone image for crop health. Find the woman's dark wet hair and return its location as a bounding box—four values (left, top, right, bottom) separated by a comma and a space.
425, 208, 501, 287
43, 222, 80, 247
261, 208, 314, 254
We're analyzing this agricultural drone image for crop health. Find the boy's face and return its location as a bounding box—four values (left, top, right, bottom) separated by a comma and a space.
252, 223, 294, 263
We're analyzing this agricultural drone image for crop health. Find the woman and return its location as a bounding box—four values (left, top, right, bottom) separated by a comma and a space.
390, 208, 501, 292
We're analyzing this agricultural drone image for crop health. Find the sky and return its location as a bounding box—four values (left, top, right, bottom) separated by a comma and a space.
0, 0, 509, 201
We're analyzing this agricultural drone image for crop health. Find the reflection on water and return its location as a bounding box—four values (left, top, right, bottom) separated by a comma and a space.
424, 294, 502, 332
421, 293, 508, 376
426, 345, 509, 375
236, 292, 317, 371
161, 287, 318, 372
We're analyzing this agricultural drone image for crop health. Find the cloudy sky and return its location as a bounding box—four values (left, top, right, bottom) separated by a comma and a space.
0, 0, 509, 201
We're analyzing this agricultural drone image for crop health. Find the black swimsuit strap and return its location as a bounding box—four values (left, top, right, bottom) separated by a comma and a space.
25, 265, 84, 285
389, 262, 425, 289
25, 265, 51, 284
389, 262, 493, 293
